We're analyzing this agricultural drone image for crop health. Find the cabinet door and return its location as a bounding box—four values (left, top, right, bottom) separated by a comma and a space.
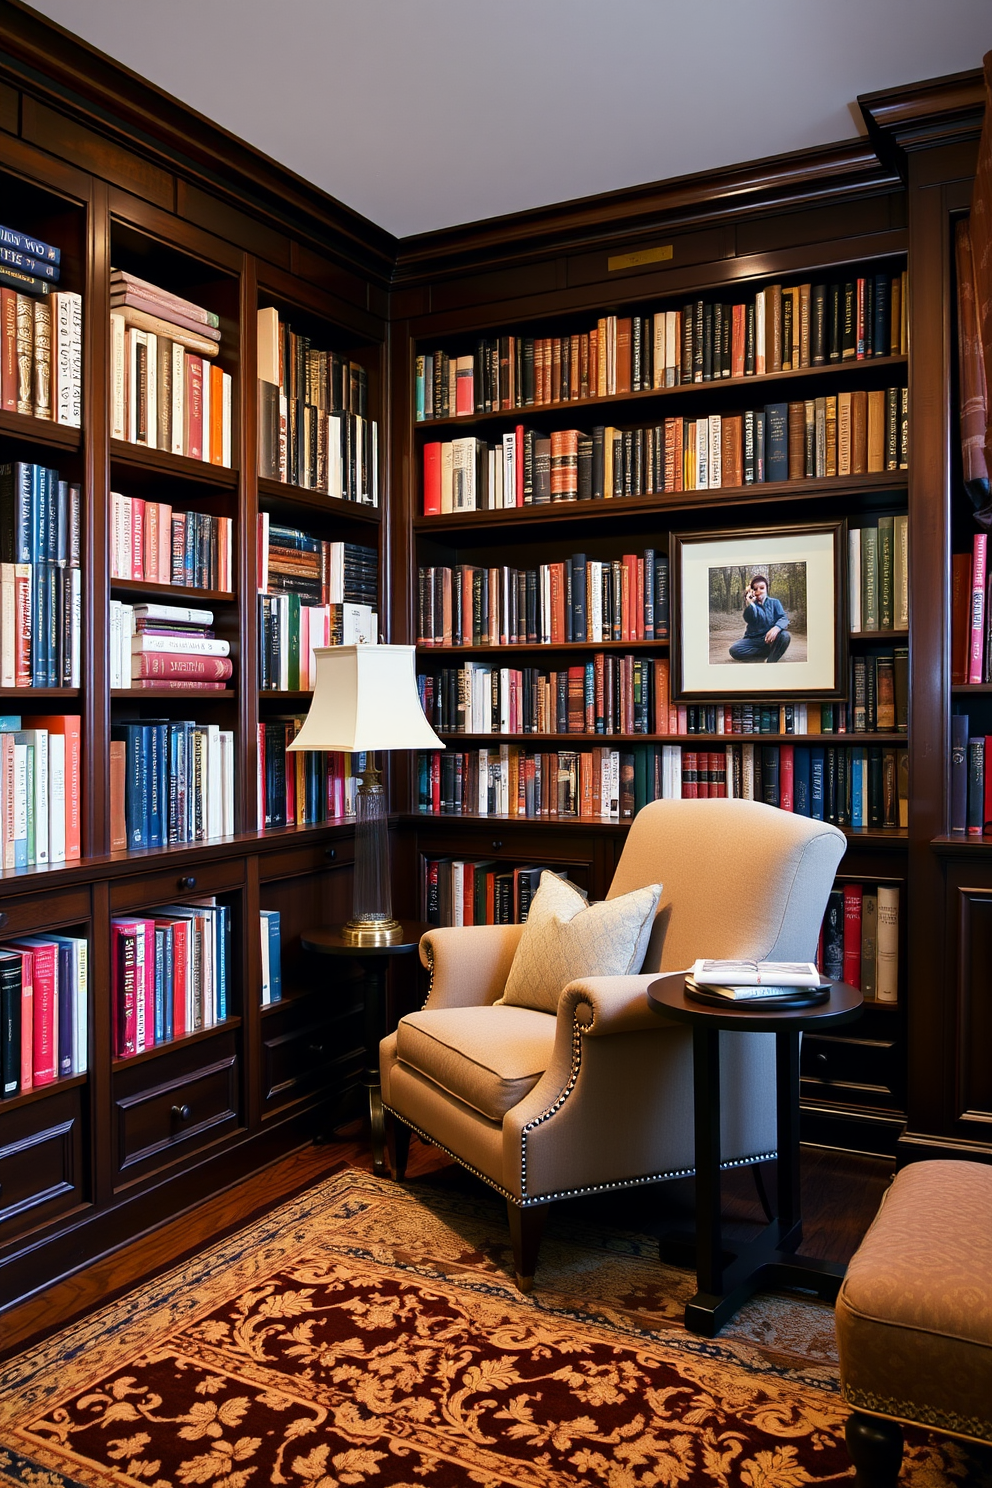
0, 1086, 87, 1248
945, 862, 992, 1141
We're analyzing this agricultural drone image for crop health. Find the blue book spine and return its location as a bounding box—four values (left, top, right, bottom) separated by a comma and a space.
58, 940, 72, 1076
570, 553, 586, 642
13, 463, 32, 563
44, 467, 58, 561
216, 904, 229, 1020
265, 910, 282, 1002
810, 746, 825, 821
415, 359, 425, 422
0, 224, 59, 264
793, 746, 811, 816
147, 724, 167, 848
850, 748, 866, 828
0, 244, 58, 280
162, 927, 174, 1042
154, 929, 165, 1045
135, 725, 151, 845
754, 410, 766, 482
0, 716, 21, 730
642, 548, 655, 638
764, 403, 789, 483
56, 480, 69, 564
30, 463, 45, 562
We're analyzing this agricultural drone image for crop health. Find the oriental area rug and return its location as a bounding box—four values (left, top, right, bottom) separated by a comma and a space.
0, 1168, 988, 1488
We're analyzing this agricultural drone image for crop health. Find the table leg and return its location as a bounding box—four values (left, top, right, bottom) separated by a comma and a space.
359, 957, 388, 1177
775, 1030, 802, 1246
693, 1025, 724, 1294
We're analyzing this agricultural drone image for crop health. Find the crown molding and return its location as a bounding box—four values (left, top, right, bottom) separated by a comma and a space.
859, 67, 985, 180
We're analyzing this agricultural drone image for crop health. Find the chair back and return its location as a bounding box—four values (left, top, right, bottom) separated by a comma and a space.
608, 798, 846, 973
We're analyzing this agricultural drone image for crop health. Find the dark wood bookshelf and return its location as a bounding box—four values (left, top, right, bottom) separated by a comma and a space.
0, 1072, 88, 1114
0, 408, 82, 451
111, 1016, 243, 1072
110, 439, 240, 488
0, 688, 80, 699
258, 476, 381, 526
259, 689, 313, 700
414, 354, 910, 434
432, 731, 908, 745
413, 471, 909, 534
417, 639, 671, 655
110, 688, 236, 699
951, 683, 992, 694
110, 578, 235, 604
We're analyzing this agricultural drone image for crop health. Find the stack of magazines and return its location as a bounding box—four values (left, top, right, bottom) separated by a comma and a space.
687, 959, 824, 1001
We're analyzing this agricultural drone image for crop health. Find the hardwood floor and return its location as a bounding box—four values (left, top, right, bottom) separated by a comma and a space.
0, 1126, 893, 1363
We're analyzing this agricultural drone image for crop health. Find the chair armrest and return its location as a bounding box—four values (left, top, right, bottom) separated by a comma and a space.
557, 974, 683, 1037
419, 923, 525, 1009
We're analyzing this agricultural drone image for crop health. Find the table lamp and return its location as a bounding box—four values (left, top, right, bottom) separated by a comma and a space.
287, 644, 444, 945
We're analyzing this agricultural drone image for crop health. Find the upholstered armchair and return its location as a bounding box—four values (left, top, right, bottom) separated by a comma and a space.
380, 798, 846, 1289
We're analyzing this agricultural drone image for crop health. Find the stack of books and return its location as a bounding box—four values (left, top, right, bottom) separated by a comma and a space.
111, 899, 230, 1056
110, 493, 232, 591
259, 909, 282, 1005
257, 721, 361, 827
114, 603, 233, 692
687, 958, 823, 1001
110, 270, 232, 465
0, 462, 82, 687
0, 932, 88, 1096
0, 714, 81, 866
819, 883, 899, 1001
416, 270, 909, 420
257, 521, 378, 689
257, 307, 378, 503
422, 390, 908, 512
110, 721, 235, 848
0, 222, 82, 427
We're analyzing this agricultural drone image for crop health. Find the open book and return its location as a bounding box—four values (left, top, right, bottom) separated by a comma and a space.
691, 959, 821, 988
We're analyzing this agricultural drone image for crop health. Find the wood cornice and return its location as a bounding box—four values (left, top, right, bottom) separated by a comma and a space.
0, 0, 397, 284
859, 67, 985, 180
391, 138, 901, 287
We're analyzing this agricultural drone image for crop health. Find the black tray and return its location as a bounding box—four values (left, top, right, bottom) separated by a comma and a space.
684, 977, 832, 1011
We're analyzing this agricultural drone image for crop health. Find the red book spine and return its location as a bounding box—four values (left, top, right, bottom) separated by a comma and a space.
1, 288, 17, 410
113, 926, 137, 1057
779, 744, 795, 811
27, 946, 55, 1084
843, 884, 863, 988
515, 424, 524, 507
8, 950, 33, 1091
186, 354, 204, 459
131, 498, 145, 579
25, 716, 81, 860
623, 554, 638, 642
423, 442, 441, 516
681, 749, 698, 799
14, 567, 30, 686
731, 303, 745, 378
951, 552, 972, 685
984, 737, 992, 836
969, 533, 987, 684
132, 653, 234, 680
140, 920, 155, 1051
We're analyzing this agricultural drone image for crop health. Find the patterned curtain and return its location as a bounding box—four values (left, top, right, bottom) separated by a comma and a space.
961, 50, 992, 520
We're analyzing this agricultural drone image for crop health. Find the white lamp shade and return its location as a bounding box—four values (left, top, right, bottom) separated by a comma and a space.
286, 644, 445, 754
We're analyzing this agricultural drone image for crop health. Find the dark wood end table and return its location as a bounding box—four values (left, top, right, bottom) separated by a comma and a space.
301, 920, 431, 1176
647, 971, 863, 1337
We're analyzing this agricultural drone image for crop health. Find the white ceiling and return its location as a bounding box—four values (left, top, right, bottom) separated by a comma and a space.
26, 1, 992, 239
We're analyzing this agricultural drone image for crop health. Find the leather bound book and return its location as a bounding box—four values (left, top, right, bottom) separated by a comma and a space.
765, 403, 788, 483
829, 283, 842, 361
867, 389, 886, 472
721, 416, 743, 489
732, 303, 746, 377
681, 304, 694, 384
825, 396, 837, 476
745, 300, 756, 376
616, 318, 632, 395
703, 303, 714, 381
837, 392, 852, 475
842, 283, 856, 359
693, 301, 705, 382
767, 285, 783, 372
782, 290, 793, 370
798, 283, 811, 368
811, 284, 828, 364
850, 389, 868, 474
885, 388, 899, 469
787, 402, 805, 479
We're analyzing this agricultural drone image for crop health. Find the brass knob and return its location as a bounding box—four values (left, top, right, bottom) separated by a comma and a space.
171, 1103, 191, 1121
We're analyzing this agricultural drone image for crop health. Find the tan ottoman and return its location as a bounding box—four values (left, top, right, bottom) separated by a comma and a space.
836, 1159, 992, 1485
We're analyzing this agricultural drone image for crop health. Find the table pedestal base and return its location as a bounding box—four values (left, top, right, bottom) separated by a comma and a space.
672, 1220, 845, 1336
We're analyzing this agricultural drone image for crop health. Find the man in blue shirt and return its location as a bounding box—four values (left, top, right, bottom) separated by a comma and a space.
728, 574, 792, 662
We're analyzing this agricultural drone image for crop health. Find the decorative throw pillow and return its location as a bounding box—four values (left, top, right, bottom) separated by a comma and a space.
498, 871, 662, 1015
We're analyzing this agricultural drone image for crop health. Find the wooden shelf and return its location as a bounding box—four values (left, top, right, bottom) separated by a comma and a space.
951, 684, 992, 694
110, 439, 239, 488
433, 731, 908, 744
851, 629, 909, 642
417, 639, 670, 655
111, 1016, 243, 1071
0, 1072, 87, 1112
258, 476, 380, 525
0, 688, 80, 699
407, 811, 908, 842
111, 688, 235, 699
0, 409, 82, 452
414, 471, 908, 534
111, 578, 235, 604
415, 354, 910, 433
259, 690, 313, 700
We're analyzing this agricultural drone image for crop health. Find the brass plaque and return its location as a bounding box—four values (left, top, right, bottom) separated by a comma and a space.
608, 245, 674, 272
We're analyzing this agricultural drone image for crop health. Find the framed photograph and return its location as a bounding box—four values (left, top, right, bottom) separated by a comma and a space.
671, 521, 847, 701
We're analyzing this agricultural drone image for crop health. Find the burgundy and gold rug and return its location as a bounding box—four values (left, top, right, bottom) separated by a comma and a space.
0, 1168, 987, 1487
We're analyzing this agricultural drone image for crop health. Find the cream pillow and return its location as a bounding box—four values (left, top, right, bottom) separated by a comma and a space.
499, 871, 662, 1014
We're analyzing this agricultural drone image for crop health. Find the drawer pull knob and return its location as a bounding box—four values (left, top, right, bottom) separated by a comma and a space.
812, 1053, 829, 1071
177, 875, 196, 891
171, 1103, 191, 1121
309, 1043, 325, 1056
0, 912, 7, 929
491, 840, 502, 850
325, 848, 336, 861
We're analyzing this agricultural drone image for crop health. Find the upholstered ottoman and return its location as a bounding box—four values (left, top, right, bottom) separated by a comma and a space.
836, 1159, 992, 1485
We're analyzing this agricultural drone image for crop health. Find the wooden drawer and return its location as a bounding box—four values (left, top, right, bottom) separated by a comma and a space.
0, 887, 90, 938
259, 838, 354, 883
418, 825, 597, 864
113, 1030, 240, 1185
260, 992, 363, 1118
801, 1032, 900, 1110
0, 1086, 86, 1247
110, 857, 245, 913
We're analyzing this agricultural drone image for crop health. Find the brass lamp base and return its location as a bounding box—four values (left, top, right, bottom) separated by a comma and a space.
340, 917, 404, 947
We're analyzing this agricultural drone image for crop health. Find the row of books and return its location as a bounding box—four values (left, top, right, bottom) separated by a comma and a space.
416, 270, 908, 418
110, 722, 235, 849
849, 517, 909, 633
819, 883, 899, 1002
0, 464, 80, 686
0, 932, 88, 1098
110, 494, 233, 592
422, 390, 909, 513
0, 715, 81, 866
0, 221, 62, 291
111, 899, 230, 1058
416, 742, 907, 826
418, 554, 669, 648
257, 518, 378, 609
418, 650, 907, 740
258, 596, 376, 691
2, 288, 81, 427
110, 270, 233, 466
950, 716, 992, 835
951, 533, 992, 684
256, 722, 362, 826
109, 602, 233, 691
257, 307, 378, 502
424, 859, 571, 927
260, 909, 282, 1005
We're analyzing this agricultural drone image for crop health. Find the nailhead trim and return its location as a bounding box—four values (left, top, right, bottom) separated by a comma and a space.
843, 1387, 992, 1445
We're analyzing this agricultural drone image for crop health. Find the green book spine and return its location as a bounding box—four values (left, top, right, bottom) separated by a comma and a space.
861, 892, 878, 1000
861, 526, 879, 631
878, 516, 894, 630
287, 592, 301, 692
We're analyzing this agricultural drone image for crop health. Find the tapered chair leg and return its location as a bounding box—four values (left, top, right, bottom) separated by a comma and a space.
507, 1201, 550, 1292
752, 1161, 775, 1223
845, 1410, 904, 1487
385, 1112, 411, 1181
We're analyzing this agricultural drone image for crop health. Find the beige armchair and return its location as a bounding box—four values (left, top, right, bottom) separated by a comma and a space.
381, 798, 846, 1289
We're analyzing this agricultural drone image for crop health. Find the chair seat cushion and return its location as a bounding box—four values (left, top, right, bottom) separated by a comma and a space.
836, 1159, 992, 1443
395, 1006, 557, 1122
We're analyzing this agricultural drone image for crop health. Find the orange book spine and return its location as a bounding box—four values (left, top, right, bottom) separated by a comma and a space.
210, 363, 224, 464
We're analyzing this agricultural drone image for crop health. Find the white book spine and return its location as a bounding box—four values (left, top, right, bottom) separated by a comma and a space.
849, 529, 862, 632
54, 292, 82, 427
652, 313, 665, 389
131, 634, 231, 656
144, 331, 158, 450
110, 310, 127, 440
725, 744, 735, 798
206, 723, 222, 841
877, 886, 899, 1002
665, 310, 678, 387
29, 729, 48, 864
74, 937, 88, 1073
171, 343, 185, 455
695, 417, 708, 490
0, 564, 15, 687
48, 731, 65, 863
708, 414, 722, 488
